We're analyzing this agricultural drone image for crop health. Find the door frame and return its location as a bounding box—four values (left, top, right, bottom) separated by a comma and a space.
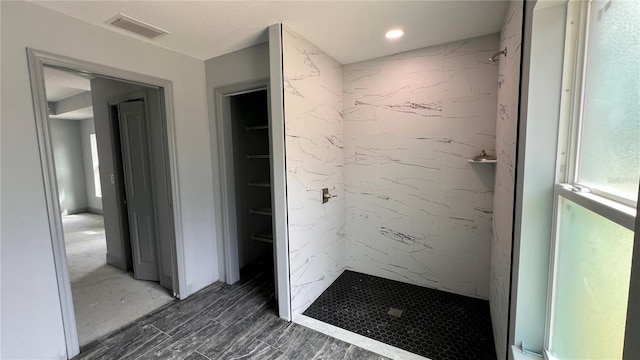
26, 48, 187, 358
214, 82, 268, 285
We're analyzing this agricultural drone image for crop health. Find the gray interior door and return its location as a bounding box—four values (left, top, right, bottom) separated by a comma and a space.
118, 100, 159, 281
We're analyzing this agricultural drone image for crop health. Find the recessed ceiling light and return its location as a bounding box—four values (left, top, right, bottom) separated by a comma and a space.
385, 29, 404, 39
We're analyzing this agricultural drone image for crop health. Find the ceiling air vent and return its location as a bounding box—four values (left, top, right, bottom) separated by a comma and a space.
106, 13, 169, 39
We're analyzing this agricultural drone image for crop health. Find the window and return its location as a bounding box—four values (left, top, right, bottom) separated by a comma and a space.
550, 198, 634, 358
90, 133, 102, 197
574, 0, 640, 204
546, 1, 639, 359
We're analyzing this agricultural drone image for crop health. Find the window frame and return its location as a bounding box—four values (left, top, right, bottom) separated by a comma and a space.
545, 0, 639, 358
567, 0, 638, 208
553, 0, 637, 232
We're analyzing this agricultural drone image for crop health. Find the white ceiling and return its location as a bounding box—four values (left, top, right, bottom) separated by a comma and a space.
30, 1, 509, 65
44, 67, 94, 120
44, 67, 91, 102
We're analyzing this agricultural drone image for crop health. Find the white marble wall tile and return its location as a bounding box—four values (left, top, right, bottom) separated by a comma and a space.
282, 26, 346, 315
490, 1, 523, 359
343, 33, 500, 300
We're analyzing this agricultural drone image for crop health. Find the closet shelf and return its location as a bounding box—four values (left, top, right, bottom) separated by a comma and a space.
247, 154, 270, 159
245, 125, 269, 131
250, 208, 273, 216
248, 182, 271, 188
251, 233, 273, 244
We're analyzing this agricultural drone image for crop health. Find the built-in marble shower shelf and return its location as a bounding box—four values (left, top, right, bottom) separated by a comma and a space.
245, 125, 269, 131
467, 159, 497, 164
247, 154, 270, 159
248, 182, 271, 188
251, 233, 273, 244
250, 207, 272, 216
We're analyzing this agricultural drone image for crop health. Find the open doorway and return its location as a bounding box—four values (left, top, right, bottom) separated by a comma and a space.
29, 49, 184, 358
44, 66, 175, 347
215, 85, 281, 306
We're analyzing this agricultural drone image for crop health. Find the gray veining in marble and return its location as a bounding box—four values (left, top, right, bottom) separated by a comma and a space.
343, 33, 500, 300
490, 1, 524, 359
72, 266, 387, 360
281, 26, 347, 316
281, 26, 503, 320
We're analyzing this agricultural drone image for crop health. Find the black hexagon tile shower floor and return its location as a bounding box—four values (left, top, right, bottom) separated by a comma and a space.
303, 270, 496, 360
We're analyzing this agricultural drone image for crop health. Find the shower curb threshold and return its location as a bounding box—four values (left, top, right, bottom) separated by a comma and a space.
294, 314, 430, 360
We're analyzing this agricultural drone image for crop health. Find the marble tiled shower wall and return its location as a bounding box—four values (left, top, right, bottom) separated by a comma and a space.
490, 1, 524, 358
281, 27, 346, 315
343, 34, 499, 300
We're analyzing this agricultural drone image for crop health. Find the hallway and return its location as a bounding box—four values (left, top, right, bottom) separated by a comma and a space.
63, 213, 174, 346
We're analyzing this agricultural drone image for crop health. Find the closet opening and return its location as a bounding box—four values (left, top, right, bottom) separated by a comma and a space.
226, 88, 277, 300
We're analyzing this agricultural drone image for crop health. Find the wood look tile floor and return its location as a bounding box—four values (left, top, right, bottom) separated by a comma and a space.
73, 265, 388, 360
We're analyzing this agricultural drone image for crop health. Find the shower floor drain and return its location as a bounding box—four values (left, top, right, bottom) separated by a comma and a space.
388, 307, 403, 317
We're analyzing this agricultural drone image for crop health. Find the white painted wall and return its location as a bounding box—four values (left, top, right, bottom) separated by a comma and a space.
490, 1, 524, 359
205, 43, 270, 89
50, 118, 89, 215
343, 34, 499, 300
204, 42, 271, 281
281, 26, 346, 315
1, 2, 216, 358
80, 119, 103, 214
